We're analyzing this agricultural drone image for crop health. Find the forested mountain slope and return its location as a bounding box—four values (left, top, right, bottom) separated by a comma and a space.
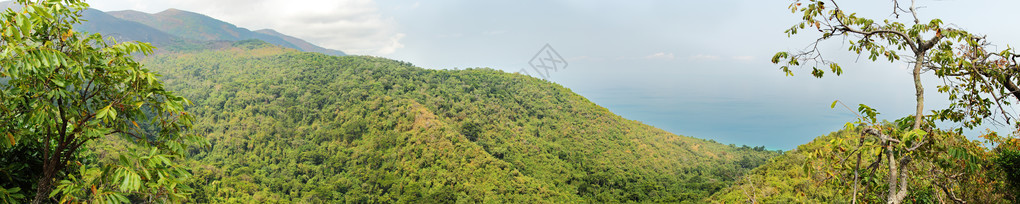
709, 130, 853, 203
709, 126, 1017, 203
139, 40, 779, 203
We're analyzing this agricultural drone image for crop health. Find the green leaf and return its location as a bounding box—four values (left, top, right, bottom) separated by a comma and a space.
155, 154, 172, 166
115, 158, 128, 172
113, 193, 129, 203
108, 106, 117, 120
905, 129, 926, 142
771, 52, 788, 64
39, 51, 50, 68
120, 172, 132, 191
97, 105, 111, 120
119, 169, 141, 192
831, 100, 838, 109
146, 72, 155, 85
51, 77, 65, 87
811, 67, 824, 78
829, 63, 842, 75
802, 162, 813, 176
18, 15, 30, 38
32, 5, 51, 19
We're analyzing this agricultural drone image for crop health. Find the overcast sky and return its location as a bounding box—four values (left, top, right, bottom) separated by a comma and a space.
88, 0, 1020, 149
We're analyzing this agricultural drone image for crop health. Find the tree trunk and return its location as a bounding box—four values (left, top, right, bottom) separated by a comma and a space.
886, 145, 899, 203
912, 52, 925, 130
32, 157, 58, 204
886, 51, 927, 204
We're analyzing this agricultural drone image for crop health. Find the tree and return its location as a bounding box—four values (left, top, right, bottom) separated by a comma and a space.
773, 0, 1018, 203
0, 0, 204, 203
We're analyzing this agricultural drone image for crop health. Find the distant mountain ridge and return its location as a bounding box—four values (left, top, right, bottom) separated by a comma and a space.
106, 8, 346, 56
77, 8, 186, 47
254, 28, 347, 56
0, 1, 346, 56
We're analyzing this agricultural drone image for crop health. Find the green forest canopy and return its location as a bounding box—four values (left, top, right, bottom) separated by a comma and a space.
110, 40, 779, 203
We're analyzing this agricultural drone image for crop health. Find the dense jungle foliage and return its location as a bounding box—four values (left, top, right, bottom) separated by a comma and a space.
5, 0, 1020, 203
90, 40, 780, 203
710, 124, 1020, 203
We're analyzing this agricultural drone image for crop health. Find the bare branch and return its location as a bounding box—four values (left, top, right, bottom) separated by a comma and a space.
852, 130, 866, 204
838, 27, 919, 54
863, 127, 902, 144
935, 175, 967, 204
740, 176, 759, 204
908, 0, 920, 24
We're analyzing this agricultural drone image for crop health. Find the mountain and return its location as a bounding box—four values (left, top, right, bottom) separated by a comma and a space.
126, 40, 780, 203
0, 1, 342, 55
255, 29, 347, 56
3, 1, 1017, 203
75, 8, 184, 47
105, 9, 287, 43
106, 9, 346, 56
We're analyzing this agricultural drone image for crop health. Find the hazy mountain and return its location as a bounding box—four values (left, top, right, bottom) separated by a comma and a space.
0, 1, 344, 55
255, 29, 347, 56
76, 8, 184, 47
107, 9, 346, 56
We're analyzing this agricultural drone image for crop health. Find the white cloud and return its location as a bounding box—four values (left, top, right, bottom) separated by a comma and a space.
644, 52, 675, 60
689, 54, 720, 61
89, 0, 405, 55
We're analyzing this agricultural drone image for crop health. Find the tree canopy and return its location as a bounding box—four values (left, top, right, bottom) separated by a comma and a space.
133, 40, 782, 203
770, 0, 1020, 203
0, 0, 203, 203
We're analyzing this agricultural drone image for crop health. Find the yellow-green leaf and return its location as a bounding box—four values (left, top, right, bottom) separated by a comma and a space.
97, 105, 111, 119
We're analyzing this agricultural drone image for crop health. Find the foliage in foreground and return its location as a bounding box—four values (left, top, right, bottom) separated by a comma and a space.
771, 0, 1020, 203
711, 123, 1019, 203
0, 0, 204, 203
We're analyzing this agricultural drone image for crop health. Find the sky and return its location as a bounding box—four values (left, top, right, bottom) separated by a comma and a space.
88, 0, 1020, 150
